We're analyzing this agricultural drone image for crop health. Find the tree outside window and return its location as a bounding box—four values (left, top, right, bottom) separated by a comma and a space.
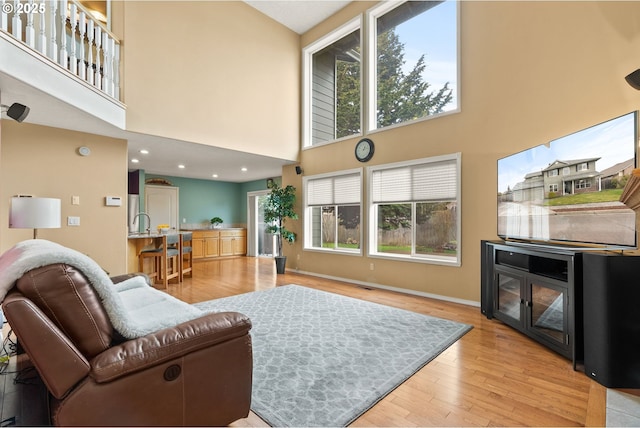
305, 0, 458, 146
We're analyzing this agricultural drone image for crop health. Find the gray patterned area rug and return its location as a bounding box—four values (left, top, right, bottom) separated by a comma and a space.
194, 284, 472, 427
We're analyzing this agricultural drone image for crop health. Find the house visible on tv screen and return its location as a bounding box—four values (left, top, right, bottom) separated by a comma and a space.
501, 157, 631, 202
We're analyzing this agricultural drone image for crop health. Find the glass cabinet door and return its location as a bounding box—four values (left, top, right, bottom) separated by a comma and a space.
528, 280, 567, 345
495, 269, 523, 324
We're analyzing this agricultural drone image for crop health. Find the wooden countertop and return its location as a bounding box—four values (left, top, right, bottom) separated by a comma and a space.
179, 228, 245, 231
128, 231, 189, 239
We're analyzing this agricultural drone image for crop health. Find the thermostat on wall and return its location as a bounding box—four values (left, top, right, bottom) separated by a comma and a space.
105, 196, 122, 206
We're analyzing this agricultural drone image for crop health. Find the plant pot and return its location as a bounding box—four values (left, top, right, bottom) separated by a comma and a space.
275, 256, 287, 274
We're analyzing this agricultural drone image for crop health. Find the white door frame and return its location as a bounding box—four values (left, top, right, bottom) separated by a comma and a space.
247, 190, 272, 257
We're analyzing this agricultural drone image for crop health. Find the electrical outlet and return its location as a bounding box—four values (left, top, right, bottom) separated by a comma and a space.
72, 195, 80, 205
369, 263, 374, 271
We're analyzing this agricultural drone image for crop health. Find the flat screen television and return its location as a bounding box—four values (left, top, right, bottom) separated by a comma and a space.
497, 111, 638, 249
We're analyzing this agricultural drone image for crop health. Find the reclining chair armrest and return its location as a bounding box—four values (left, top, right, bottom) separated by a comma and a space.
90, 311, 251, 383
110, 272, 151, 286
2, 291, 91, 399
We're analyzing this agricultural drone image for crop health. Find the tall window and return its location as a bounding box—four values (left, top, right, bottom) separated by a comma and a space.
304, 19, 361, 146
369, 0, 458, 131
369, 153, 460, 265
304, 170, 362, 253
303, 1, 459, 147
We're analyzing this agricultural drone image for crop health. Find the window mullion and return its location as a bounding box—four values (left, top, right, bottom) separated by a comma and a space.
365, 6, 377, 133
411, 202, 417, 256
334, 204, 339, 248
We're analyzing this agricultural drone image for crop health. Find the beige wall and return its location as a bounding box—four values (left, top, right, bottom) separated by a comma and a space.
2, 1, 639, 304
286, 1, 640, 303
0, 122, 129, 275
121, 1, 301, 161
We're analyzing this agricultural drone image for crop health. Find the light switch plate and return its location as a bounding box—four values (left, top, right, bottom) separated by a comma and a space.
67, 216, 80, 226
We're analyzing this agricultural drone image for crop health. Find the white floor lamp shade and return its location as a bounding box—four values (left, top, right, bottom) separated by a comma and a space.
9, 197, 62, 239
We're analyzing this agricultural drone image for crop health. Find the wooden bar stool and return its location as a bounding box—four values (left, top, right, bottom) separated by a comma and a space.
138, 234, 181, 288
180, 232, 193, 282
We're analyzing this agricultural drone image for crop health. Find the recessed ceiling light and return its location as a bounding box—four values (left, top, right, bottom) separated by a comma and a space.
140, 149, 149, 154
241, 167, 248, 172
212, 174, 218, 178
131, 158, 139, 163
178, 164, 185, 169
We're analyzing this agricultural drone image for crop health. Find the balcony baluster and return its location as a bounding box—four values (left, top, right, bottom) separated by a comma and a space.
24, 0, 35, 48
48, 0, 57, 62
0, 0, 121, 102
68, 3, 77, 74
78, 10, 86, 79
11, 0, 21, 39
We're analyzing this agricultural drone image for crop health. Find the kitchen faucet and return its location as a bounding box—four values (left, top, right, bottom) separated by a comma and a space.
133, 212, 151, 234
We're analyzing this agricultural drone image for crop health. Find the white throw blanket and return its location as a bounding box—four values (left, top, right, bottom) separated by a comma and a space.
0, 239, 203, 338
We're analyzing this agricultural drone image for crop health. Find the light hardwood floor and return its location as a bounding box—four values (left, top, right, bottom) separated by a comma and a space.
165, 256, 607, 427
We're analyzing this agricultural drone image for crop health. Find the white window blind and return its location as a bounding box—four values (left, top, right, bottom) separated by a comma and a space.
372, 159, 457, 203
307, 173, 361, 206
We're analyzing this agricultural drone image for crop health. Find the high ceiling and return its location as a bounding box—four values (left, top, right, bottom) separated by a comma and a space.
0, 1, 352, 183
245, 1, 351, 34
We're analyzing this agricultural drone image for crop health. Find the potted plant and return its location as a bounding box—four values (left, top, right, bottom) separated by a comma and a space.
210, 216, 223, 228
264, 183, 298, 274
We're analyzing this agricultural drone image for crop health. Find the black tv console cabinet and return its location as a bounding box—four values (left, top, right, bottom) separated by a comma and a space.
481, 240, 583, 368
482, 240, 640, 386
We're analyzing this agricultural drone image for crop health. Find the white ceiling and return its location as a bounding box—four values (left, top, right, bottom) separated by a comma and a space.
245, 1, 351, 34
0, 1, 352, 183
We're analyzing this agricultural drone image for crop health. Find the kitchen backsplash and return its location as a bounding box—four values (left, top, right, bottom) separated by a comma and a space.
180, 222, 247, 230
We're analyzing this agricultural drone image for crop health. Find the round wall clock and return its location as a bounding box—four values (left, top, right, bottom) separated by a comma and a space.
355, 138, 374, 162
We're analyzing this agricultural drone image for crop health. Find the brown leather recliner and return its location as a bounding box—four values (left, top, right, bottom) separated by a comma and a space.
1, 263, 252, 426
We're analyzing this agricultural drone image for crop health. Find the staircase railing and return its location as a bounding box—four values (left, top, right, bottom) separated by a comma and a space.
1, 0, 121, 101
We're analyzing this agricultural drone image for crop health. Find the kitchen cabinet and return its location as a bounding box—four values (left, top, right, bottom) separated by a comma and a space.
191, 229, 245, 259
220, 230, 247, 256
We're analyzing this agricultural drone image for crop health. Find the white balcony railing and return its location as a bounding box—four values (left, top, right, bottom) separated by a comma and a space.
1, 0, 121, 101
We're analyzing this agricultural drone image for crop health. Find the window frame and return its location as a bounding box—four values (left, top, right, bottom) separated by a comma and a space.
302, 17, 363, 149
367, 153, 461, 266
302, 1, 460, 148
576, 179, 591, 189
366, 0, 460, 134
303, 168, 364, 255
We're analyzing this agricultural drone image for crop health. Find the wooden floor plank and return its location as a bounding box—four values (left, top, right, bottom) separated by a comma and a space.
165, 257, 605, 427
0, 256, 614, 426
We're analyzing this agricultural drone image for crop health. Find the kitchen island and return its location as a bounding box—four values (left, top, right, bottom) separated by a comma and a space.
126, 231, 180, 274
127, 228, 247, 273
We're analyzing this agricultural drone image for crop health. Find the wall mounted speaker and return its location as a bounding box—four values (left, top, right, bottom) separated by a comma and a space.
295, 166, 303, 175
7, 103, 30, 122
625, 69, 640, 90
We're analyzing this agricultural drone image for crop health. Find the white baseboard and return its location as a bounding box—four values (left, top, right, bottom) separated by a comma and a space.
290, 268, 480, 308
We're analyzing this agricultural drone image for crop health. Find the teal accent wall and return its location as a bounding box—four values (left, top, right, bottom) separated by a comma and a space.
239, 178, 274, 221
143, 174, 272, 225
